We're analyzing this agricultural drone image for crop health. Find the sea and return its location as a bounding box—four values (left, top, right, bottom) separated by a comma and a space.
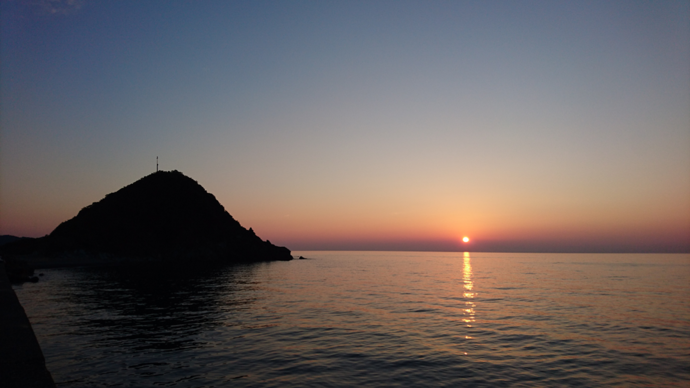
12, 251, 690, 387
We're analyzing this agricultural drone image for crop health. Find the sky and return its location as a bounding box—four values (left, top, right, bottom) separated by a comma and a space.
1, 0, 689, 252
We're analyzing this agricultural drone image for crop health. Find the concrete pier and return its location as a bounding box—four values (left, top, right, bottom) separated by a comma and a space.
0, 263, 56, 388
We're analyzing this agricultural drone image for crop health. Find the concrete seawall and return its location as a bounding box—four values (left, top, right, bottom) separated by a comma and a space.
0, 263, 56, 388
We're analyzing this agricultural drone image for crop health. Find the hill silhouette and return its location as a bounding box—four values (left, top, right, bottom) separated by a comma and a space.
1, 171, 292, 266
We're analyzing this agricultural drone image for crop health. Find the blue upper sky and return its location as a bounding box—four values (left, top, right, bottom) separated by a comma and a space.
2, 0, 689, 252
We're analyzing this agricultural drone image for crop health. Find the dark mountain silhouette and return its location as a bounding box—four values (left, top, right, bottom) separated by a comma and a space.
0, 235, 24, 246
0, 171, 292, 266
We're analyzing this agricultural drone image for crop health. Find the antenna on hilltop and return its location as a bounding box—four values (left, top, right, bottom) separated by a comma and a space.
156, 156, 158, 172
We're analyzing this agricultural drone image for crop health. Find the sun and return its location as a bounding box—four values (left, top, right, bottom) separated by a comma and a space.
462, 236, 470, 243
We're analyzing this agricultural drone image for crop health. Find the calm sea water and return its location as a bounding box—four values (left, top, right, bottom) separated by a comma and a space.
13, 252, 690, 387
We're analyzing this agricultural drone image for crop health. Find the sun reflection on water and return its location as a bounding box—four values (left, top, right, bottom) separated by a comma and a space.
462, 252, 475, 328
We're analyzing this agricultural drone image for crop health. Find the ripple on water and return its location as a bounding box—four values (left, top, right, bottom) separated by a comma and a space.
12, 252, 690, 387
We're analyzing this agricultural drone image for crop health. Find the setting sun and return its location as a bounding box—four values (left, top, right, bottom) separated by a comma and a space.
463, 236, 470, 243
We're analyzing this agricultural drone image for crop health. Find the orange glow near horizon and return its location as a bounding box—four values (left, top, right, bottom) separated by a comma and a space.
3, 175, 689, 252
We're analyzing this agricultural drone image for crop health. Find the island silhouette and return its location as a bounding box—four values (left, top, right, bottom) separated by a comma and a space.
1, 170, 292, 274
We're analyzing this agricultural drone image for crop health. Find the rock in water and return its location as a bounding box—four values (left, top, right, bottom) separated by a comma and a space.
6, 171, 292, 265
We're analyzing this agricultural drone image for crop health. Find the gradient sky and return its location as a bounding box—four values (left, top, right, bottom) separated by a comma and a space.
1, 0, 689, 252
